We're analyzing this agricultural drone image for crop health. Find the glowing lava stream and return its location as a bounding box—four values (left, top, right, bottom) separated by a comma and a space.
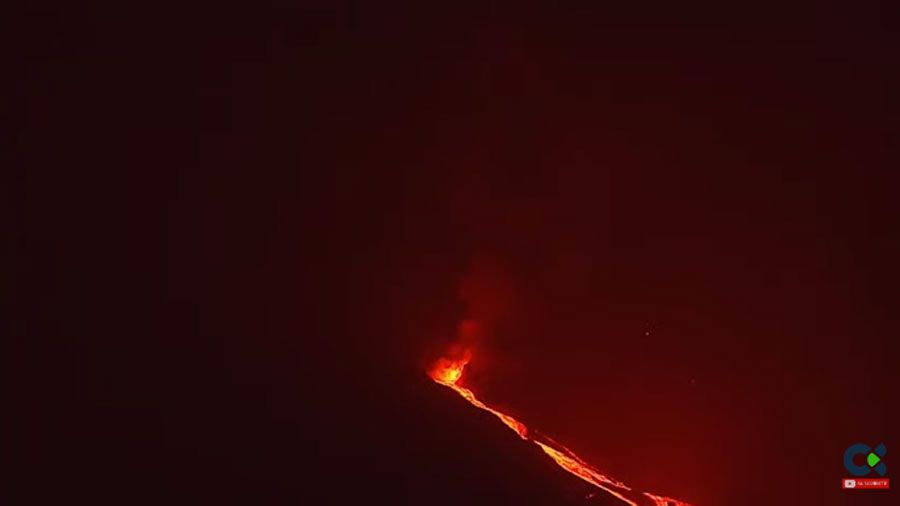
429, 356, 691, 506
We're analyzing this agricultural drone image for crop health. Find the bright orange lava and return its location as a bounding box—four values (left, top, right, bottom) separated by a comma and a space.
428, 356, 692, 506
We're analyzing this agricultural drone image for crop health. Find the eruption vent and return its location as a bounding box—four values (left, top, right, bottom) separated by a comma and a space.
428, 343, 691, 506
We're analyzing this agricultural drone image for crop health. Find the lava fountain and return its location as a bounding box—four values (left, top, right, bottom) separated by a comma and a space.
428, 352, 692, 506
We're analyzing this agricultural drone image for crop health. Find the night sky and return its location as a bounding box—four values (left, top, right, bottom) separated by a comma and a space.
11, 2, 896, 505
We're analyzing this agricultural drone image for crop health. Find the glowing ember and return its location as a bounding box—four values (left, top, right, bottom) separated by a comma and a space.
642, 492, 693, 506
428, 354, 692, 506
429, 357, 468, 386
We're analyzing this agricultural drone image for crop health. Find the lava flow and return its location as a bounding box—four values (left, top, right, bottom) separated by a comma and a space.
429, 354, 692, 506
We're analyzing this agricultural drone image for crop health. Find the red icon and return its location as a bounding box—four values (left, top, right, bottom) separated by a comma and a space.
842, 478, 889, 490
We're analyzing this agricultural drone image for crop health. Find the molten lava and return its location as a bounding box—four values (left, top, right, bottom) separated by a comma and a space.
430, 355, 528, 438
428, 355, 692, 506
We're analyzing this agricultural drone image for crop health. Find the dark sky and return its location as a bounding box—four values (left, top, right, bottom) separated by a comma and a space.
10, 2, 896, 505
